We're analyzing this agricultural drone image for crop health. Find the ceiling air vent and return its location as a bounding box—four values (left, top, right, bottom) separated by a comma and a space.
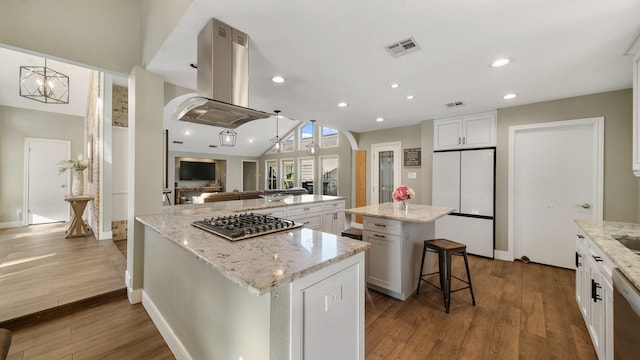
386, 37, 421, 57
208, 144, 218, 148
446, 101, 464, 108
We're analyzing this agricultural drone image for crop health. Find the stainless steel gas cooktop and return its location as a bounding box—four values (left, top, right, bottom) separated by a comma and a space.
192, 213, 302, 241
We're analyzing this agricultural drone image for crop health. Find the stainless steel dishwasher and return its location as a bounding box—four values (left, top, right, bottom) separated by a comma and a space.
612, 268, 640, 360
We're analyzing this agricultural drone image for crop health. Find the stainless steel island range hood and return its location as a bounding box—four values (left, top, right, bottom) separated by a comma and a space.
176, 18, 271, 128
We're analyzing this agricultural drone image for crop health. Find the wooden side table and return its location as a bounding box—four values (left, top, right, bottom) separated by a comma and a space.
64, 195, 93, 238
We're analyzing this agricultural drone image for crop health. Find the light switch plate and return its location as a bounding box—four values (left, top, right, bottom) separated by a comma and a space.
408, 172, 417, 179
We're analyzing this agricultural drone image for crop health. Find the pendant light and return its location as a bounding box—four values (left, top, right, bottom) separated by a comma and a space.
270, 110, 282, 152
306, 119, 319, 156
19, 58, 69, 104
219, 128, 237, 146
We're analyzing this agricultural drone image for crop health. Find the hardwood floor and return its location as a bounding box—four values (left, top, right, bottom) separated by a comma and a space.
1, 224, 595, 359
364, 255, 597, 360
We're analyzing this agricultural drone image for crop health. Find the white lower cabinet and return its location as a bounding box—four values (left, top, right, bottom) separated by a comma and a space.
322, 200, 346, 235
362, 216, 435, 300
287, 203, 323, 230
576, 230, 614, 360
291, 252, 365, 360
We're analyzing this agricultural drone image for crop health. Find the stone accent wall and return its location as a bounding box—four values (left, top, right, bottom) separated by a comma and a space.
112, 85, 128, 127
112, 84, 129, 239
111, 220, 128, 241
86, 72, 101, 234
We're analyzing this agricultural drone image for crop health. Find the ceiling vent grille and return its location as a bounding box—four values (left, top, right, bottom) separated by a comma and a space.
446, 101, 464, 108
386, 37, 421, 57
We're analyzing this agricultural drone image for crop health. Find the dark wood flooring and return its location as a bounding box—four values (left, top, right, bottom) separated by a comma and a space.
1, 223, 596, 359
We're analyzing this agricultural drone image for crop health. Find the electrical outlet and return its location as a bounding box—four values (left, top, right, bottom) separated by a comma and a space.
16, 208, 22, 221
324, 285, 342, 312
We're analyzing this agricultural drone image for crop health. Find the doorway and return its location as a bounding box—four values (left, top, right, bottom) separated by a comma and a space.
242, 160, 258, 191
509, 117, 603, 269
371, 142, 401, 205
24, 138, 71, 225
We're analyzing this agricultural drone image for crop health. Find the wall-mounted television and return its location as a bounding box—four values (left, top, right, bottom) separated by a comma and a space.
179, 161, 215, 180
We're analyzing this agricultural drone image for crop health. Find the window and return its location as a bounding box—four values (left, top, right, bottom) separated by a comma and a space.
320, 127, 339, 148
299, 122, 315, 150
298, 157, 315, 194
281, 159, 294, 189
321, 156, 338, 196
266, 160, 278, 190
282, 134, 294, 152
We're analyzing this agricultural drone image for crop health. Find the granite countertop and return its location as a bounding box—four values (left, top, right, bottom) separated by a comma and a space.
345, 202, 455, 223
137, 195, 368, 296
575, 219, 640, 290
167, 194, 345, 215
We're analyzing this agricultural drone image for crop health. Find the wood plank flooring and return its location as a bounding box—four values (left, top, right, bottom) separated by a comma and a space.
1, 223, 596, 359
365, 256, 597, 360
0, 223, 126, 324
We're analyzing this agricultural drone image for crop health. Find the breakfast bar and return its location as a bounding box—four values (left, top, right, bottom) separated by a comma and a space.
345, 202, 454, 300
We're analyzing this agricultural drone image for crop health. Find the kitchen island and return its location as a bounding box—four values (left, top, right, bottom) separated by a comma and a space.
137, 195, 369, 360
345, 202, 454, 300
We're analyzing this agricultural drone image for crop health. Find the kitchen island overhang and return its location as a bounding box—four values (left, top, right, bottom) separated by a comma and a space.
136, 195, 369, 360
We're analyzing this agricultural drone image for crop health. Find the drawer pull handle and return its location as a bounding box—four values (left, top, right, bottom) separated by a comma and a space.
575, 252, 582, 267
592, 255, 603, 262
303, 207, 310, 211
374, 224, 386, 227
577, 234, 584, 239
373, 234, 385, 238
303, 221, 311, 225
591, 279, 602, 302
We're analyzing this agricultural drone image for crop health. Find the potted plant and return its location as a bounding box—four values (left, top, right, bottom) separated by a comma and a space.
58, 154, 88, 195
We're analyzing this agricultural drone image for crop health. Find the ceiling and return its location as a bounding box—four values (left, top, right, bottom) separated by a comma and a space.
2, 1, 639, 158
148, 0, 640, 142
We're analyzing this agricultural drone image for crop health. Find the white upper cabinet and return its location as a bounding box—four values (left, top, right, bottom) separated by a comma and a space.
626, 31, 640, 176
433, 111, 497, 150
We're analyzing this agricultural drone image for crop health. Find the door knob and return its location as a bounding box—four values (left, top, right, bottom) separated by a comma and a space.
576, 203, 591, 209
61, 185, 67, 188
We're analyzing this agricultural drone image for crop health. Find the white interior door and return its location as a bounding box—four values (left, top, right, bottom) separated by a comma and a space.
25, 138, 71, 224
371, 142, 401, 205
509, 118, 603, 269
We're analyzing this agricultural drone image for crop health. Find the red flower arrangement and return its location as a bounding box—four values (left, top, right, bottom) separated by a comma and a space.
392, 185, 415, 202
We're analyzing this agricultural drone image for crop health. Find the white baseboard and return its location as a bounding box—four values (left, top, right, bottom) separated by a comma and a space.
494, 250, 512, 261
0, 221, 23, 229
125, 270, 142, 304
142, 291, 191, 360
98, 230, 113, 240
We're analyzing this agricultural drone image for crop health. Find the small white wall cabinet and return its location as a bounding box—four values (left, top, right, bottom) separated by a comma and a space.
433, 111, 497, 150
362, 216, 434, 300
575, 230, 614, 360
322, 200, 345, 235
626, 31, 640, 175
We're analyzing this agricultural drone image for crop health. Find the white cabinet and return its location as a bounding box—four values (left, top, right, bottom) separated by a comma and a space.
291, 252, 365, 360
288, 203, 323, 230
362, 216, 434, 300
575, 230, 614, 360
433, 111, 497, 150
322, 200, 345, 235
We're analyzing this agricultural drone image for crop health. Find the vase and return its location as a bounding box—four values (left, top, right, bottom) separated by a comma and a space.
401, 200, 408, 210
72, 170, 84, 196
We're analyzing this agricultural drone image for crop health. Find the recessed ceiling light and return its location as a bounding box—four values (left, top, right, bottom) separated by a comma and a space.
491, 58, 511, 67
376, 117, 384, 122
390, 83, 399, 89
503, 93, 518, 100
337, 102, 348, 107
271, 75, 285, 83
406, 95, 414, 100
184, 131, 191, 135
249, 138, 254, 143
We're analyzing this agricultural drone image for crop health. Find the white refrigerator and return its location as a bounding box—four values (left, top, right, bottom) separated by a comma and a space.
432, 148, 495, 258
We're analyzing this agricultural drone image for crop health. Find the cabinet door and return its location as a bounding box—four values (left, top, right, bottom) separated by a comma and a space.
459, 149, 494, 216
575, 236, 589, 320
301, 264, 361, 360
432, 151, 461, 212
434, 118, 463, 150
587, 255, 605, 360
363, 231, 401, 292
462, 112, 496, 148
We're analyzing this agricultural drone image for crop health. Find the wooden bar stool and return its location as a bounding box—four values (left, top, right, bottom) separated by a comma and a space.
416, 238, 476, 313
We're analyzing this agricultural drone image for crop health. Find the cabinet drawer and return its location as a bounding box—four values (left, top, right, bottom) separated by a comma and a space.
290, 213, 322, 230
288, 203, 323, 217
323, 200, 345, 212
363, 216, 401, 235
252, 207, 287, 218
